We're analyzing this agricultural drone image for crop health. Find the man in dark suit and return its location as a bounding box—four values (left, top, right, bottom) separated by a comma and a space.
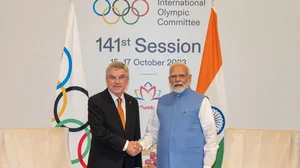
87, 62, 142, 168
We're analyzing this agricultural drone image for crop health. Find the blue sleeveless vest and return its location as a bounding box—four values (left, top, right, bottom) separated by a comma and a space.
156, 87, 205, 168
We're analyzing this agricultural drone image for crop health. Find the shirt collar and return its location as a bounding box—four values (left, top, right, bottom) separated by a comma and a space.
108, 89, 125, 102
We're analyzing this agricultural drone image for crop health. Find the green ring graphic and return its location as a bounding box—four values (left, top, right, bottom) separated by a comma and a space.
55, 118, 91, 164
122, 7, 140, 25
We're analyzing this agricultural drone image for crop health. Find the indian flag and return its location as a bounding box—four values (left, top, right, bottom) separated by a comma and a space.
196, 8, 228, 168
52, 0, 91, 167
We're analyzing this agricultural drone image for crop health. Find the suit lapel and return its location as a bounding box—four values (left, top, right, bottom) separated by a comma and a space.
124, 94, 134, 135
101, 89, 124, 131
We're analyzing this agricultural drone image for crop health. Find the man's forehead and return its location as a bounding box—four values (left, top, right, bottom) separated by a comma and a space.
108, 68, 126, 74
170, 72, 186, 75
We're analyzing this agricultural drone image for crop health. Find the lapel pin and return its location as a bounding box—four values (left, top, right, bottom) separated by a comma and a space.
129, 101, 131, 104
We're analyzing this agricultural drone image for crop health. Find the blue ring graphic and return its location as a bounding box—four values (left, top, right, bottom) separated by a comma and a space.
93, 0, 111, 16
212, 106, 225, 135
56, 47, 72, 89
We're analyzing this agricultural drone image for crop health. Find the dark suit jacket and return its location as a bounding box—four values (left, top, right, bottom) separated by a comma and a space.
87, 88, 142, 168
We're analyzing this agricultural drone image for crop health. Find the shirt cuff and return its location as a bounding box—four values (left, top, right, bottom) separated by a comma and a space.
123, 140, 129, 151
203, 165, 211, 168
138, 139, 146, 150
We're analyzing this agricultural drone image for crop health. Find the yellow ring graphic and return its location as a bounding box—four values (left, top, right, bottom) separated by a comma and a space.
52, 80, 68, 122
102, 6, 121, 24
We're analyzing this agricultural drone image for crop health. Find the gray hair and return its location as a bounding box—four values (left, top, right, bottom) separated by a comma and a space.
106, 61, 129, 77
169, 62, 190, 75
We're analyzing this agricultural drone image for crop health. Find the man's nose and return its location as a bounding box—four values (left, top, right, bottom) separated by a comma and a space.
175, 75, 181, 81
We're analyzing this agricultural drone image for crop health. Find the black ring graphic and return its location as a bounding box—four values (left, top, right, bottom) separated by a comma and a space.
112, 0, 130, 16
54, 86, 89, 132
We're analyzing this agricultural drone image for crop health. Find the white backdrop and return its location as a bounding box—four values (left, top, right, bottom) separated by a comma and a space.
74, 0, 211, 136
72, 1, 214, 166
0, 0, 300, 135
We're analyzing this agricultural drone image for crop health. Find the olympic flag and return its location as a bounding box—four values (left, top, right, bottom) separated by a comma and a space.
196, 8, 228, 168
52, 1, 91, 167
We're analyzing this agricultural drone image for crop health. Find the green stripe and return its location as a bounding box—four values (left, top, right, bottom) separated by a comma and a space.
212, 137, 224, 168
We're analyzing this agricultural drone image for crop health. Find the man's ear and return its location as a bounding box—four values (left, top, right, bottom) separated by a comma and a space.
188, 74, 192, 85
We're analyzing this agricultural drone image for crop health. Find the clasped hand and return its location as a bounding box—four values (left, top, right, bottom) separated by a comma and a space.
126, 141, 142, 156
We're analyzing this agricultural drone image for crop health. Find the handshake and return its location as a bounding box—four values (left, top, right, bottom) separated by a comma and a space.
126, 141, 142, 156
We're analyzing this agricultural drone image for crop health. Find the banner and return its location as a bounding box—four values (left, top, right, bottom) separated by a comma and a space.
52, 1, 90, 167
53, 0, 226, 167
196, 8, 227, 168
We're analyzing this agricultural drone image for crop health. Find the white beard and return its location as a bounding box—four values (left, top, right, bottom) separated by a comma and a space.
172, 83, 189, 93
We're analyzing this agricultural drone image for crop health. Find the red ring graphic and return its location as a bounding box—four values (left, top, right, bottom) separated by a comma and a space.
78, 129, 92, 167
131, 0, 149, 17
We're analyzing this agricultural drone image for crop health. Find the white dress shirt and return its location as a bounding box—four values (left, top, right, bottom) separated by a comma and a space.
108, 90, 129, 151
139, 97, 219, 168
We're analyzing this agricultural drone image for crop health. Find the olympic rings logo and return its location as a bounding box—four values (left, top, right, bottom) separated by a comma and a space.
93, 0, 149, 25
53, 47, 91, 167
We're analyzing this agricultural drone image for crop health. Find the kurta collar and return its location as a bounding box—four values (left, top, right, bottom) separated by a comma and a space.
172, 87, 192, 98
